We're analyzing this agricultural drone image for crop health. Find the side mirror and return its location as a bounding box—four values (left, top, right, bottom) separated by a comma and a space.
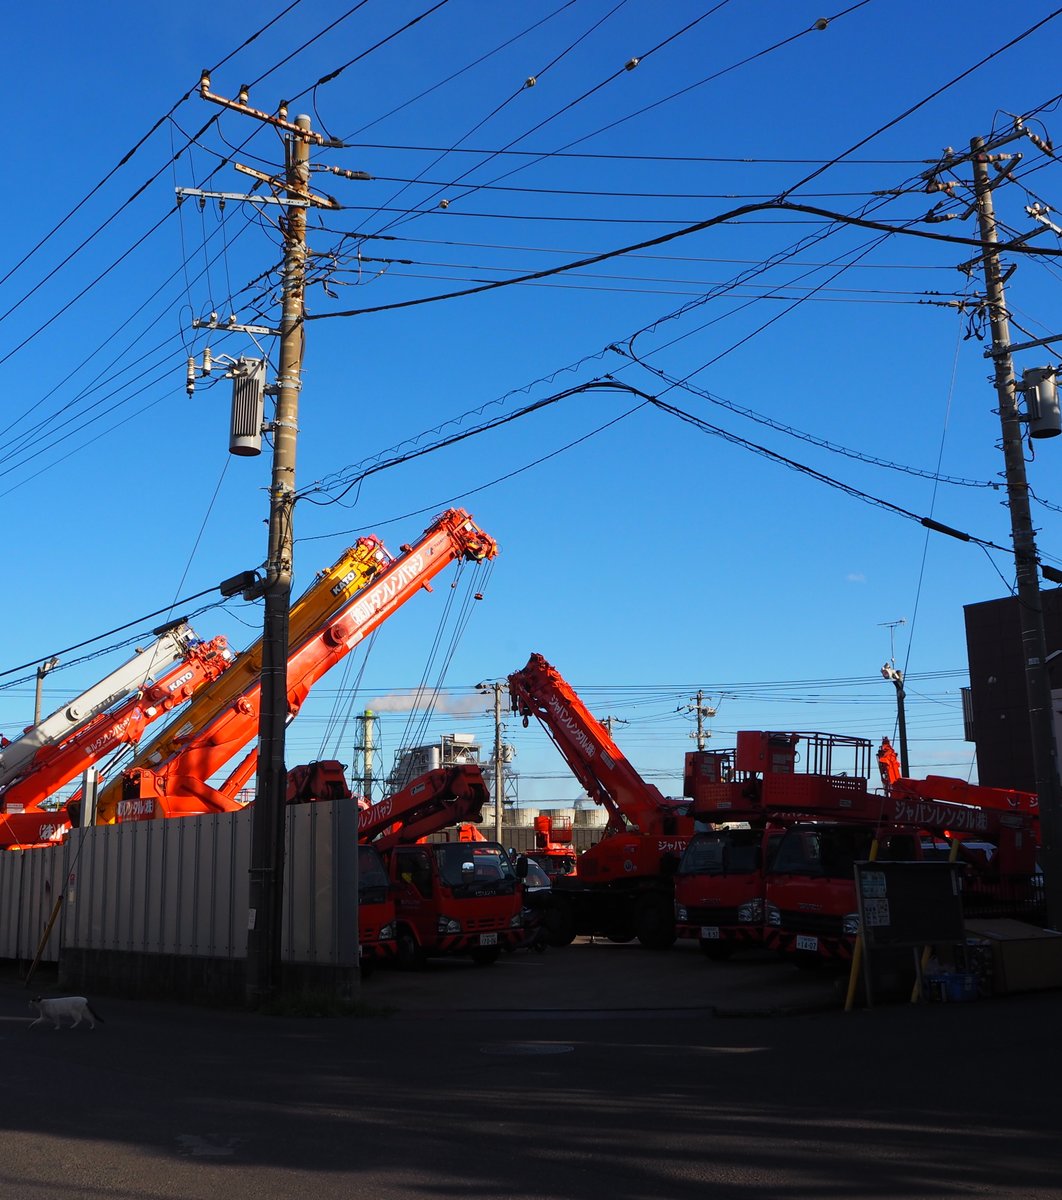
516, 855, 529, 879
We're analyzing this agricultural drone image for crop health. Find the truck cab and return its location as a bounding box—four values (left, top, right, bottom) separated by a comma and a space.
389, 839, 524, 966
764, 822, 920, 964
674, 823, 784, 959
358, 844, 397, 972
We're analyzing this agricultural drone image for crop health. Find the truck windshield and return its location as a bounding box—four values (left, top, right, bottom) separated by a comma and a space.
436, 843, 517, 889
359, 846, 391, 900
770, 826, 874, 879
679, 831, 762, 876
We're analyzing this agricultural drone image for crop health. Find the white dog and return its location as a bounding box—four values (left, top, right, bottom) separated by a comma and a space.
28, 996, 104, 1029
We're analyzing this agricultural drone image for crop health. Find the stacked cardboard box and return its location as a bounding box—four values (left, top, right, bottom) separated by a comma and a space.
964, 919, 1062, 995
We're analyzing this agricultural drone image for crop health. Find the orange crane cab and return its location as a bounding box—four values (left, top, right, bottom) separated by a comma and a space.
508, 653, 693, 949
359, 764, 525, 966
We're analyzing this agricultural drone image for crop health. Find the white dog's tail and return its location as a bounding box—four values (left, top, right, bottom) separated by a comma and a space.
87, 1003, 105, 1024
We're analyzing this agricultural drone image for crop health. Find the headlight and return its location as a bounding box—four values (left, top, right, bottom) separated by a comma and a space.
436, 915, 462, 934
842, 912, 861, 936
766, 902, 781, 927
675, 904, 688, 922
737, 898, 763, 923
378, 923, 395, 941
510, 913, 523, 928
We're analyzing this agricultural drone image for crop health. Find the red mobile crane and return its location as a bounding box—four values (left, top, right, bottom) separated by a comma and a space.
359, 763, 525, 966
877, 736, 1040, 826
675, 731, 874, 958
103, 509, 498, 822
0, 626, 235, 849
530, 813, 577, 878
687, 733, 1039, 964
679, 729, 1040, 964
507, 652, 693, 949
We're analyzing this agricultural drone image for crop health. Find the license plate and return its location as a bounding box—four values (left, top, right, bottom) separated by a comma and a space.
795, 934, 819, 952
479, 932, 498, 946
700, 926, 720, 939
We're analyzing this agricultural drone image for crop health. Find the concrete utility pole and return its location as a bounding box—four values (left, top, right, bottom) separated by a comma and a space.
683, 691, 716, 751
477, 683, 505, 842
970, 135, 1062, 926
600, 715, 628, 738
245, 113, 312, 1004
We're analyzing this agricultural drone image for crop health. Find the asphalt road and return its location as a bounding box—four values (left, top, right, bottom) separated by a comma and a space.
1, 939, 1059, 1200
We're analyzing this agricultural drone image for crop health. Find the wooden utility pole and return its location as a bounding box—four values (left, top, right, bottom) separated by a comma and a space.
244, 112, 312, 1004
970, 135, 1062, 926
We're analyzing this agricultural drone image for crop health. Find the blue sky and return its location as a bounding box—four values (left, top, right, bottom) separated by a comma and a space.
3, 1, 1062, 806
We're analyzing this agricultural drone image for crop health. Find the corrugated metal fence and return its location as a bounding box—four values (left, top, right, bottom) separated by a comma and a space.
0, 800, 358, 968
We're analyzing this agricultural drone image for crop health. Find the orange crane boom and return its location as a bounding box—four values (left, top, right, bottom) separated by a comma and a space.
105, 509, 498, 822
0, 636, 235, 817
94, 536, 391, 822
359, 763, 489, 851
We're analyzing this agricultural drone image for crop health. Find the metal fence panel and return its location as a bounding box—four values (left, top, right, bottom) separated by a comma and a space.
15, 805, 351, 964
0, 845, 66, 964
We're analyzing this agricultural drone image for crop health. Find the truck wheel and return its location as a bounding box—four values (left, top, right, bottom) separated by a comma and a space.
396, 927, 426, 971
470, 946, 501, 966
634, 893, 677, 950
543, 895, 577, 947
604, 914, 636, 944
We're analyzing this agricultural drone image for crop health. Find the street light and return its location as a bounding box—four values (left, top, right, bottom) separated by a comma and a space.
476, 681, 504, 842
34, 656, 59, 726
880, 662, 909, 778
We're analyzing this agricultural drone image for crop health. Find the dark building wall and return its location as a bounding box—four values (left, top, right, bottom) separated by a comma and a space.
964, 590, 1062, 790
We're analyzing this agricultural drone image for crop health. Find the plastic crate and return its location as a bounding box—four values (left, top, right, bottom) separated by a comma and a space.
925, 972, 979, 1003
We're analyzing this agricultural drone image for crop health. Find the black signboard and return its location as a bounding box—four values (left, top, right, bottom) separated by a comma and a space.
854, 860, 964, 949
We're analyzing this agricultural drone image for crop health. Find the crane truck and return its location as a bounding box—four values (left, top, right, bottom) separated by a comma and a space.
675, 731, 873, 958
101, 509, 498, 822
682, 731, 1039, 965
359, 762, 525, 966
0, 624, 235, 849
508, 652, 692, 949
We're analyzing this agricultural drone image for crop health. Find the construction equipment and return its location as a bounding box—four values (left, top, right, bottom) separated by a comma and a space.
675, 732, 870, 958
359, 763, 524, 965
0, 619, 201, 793
878, 736, 1040, 825
530, 813, 577, 878
679, 729, 1041, 964
94, 536, 392, 823
508, 652, 692, 949
102, 509, 497, 822
0, 627, 235, 849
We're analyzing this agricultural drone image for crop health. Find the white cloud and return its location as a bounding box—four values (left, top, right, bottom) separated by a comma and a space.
846, 573, 867, 584
366, 690, 488, 715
